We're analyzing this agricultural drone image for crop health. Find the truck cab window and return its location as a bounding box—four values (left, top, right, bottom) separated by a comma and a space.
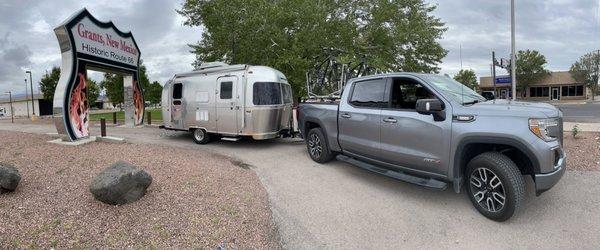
220, 81, 233, 99
390, 78, 434, 110
349, 79, 387, 108
172, 83, 183, 99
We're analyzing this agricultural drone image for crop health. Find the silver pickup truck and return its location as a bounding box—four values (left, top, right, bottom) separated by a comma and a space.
298, 73, 566, 221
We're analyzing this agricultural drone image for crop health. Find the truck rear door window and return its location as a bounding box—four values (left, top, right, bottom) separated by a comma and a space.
253, 82, 282, 105
349, 79, 387, 108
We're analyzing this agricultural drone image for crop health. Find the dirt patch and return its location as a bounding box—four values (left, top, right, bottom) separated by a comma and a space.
563, 132, 600, 171
0, 131, 279, 249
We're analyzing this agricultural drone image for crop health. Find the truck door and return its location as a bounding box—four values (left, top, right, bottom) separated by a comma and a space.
215, 76, 240, 135
379, 77, 451, 176
170, 82, 184, 129
338, 78, 387, 160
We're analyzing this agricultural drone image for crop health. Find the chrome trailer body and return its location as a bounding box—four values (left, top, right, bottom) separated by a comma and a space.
162, 63, 294, 140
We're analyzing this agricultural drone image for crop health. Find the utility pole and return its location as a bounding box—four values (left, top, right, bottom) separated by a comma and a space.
24, 79, 30, 118
595, 49, 599, 100
460, 44, 463, 70
510, 0, 517, 100
492, 51, 497, 96
26, 70, 35, 116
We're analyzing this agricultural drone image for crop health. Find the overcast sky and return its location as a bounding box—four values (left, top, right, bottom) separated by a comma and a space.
0, 0, 599, 96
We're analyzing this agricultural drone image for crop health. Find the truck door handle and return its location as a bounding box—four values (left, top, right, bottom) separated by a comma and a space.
341, 113, 351, 118
383, 117, 397, 123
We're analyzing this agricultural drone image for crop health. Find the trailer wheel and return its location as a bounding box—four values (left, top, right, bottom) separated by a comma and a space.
192, 128, 211, 144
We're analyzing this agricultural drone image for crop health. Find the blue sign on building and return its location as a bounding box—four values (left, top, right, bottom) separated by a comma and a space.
495, 76, 511, 85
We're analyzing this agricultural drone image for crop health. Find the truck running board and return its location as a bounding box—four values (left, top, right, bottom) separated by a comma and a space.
336, 155, 448, 190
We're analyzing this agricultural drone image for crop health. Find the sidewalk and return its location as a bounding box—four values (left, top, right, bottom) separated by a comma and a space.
564, 122, 600, 132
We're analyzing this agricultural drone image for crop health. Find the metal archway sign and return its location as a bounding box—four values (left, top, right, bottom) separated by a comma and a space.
53, 8, 144, 141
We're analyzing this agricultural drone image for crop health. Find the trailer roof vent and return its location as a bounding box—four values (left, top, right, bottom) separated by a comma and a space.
198, 62, 229, 70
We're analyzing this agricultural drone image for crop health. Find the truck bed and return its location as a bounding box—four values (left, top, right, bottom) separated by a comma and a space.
297, 102, 341, 152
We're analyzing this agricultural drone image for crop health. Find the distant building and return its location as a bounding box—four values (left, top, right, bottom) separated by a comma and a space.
480, 71, 591, 101
0, 93, 52, 117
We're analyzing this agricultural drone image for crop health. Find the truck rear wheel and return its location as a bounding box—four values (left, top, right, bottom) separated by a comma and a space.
306, 128, 333, 163
192, 128, 211, 144
466, 152, 525, 222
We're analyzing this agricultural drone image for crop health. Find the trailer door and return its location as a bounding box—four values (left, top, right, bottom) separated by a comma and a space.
170, 82, 184, 129
215, 76, 240, 135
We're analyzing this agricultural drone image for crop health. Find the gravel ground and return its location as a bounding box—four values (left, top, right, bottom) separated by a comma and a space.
0, 131, 279, 249
563, 132, 600, 171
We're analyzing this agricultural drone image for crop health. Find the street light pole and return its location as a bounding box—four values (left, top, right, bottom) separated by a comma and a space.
510, 0, 517, 100
5, 91, 14, 123
26, 70, 35, 116
24, 79, 30, 118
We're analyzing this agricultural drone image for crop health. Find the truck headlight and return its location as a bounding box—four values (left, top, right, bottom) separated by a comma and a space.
529, 118, 558, 142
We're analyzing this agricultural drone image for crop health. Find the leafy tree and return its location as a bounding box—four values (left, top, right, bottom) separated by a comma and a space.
178, 0, 448, 96
145, 81, 163, 105
570, 51, 600, 100
39, 66, 61, 102
453, 69, 478, 90
100, 62, 152, 108
101, 73, 124, 108
39, 67, 100, 106
508, 49, 550, 97
87, 78, 100, 105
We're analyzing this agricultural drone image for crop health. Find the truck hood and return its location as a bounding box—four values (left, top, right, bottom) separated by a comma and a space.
458, 99, 561, 118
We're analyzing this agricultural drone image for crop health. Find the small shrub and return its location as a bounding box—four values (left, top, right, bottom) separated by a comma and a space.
572, 124, 580, 138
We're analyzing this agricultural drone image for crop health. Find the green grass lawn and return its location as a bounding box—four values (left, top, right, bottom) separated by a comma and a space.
89, 108, 163, 122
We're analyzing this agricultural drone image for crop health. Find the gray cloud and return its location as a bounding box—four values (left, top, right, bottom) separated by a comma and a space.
1, 0, 599, 96
430, 0, 600, 80
0, 0, 201, 96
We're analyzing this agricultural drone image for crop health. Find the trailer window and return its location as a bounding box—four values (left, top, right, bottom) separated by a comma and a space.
282, 84, 292, 104
220, 81, 233, 99
172, 83, 183, 99
253, 82, 282, 105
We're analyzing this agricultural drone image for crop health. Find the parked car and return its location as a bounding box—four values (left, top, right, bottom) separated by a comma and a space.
481, 91, 495, 100
160, 62, 294, 144
298, 73, 565, 221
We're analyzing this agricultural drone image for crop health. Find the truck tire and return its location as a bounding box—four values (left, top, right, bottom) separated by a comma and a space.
192, 128, 211, 144
306, 128, 334, 163
465, 152, 525, 222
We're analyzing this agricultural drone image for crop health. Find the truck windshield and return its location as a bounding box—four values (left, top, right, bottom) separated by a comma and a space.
253, 82, 283, 105
423, 75, 486, 105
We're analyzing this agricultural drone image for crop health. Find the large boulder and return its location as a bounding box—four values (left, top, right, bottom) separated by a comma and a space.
90, 161, 152, 205
0, 163, 21, 193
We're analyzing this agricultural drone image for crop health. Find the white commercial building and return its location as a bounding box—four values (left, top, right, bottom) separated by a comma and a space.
0, 93, 50, 118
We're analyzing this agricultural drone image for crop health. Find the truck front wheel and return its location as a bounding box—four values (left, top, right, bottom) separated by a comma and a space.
306, 128, 334, 163
466, 152, 525, 222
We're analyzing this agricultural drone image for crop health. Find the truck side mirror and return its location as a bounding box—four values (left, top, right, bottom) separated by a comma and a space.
416, 99, 446, 121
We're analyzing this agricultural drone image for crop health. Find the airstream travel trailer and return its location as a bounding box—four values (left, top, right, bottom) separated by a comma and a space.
161, 62, 294, 144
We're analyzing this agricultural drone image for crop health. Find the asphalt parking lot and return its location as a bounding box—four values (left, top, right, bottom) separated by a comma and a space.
1, 121, 600, 248
556, 103, 600, 123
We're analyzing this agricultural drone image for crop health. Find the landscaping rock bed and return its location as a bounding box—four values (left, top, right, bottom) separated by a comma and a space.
0, 131, 278, 249
563, 132, 600, 171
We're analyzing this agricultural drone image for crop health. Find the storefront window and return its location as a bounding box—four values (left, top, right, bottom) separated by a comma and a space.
561, 85, 584, 97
